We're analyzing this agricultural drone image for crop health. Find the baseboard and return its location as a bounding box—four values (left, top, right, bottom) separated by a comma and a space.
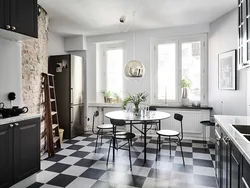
10, 174, 36, 188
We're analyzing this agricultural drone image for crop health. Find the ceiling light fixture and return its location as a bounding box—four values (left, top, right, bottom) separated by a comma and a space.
124, 11, 145, 80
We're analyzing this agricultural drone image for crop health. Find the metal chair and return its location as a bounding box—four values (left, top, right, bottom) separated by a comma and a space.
156, 113, 185, 165
200, 120, 215, 149
106, 119, 135, 171
92, 111, 113, 152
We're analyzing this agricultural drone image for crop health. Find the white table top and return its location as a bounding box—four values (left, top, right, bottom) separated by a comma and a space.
105, 110, 171, 121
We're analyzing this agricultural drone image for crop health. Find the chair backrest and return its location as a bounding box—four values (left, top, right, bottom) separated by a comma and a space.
174, 113, 184, 140
149, 106, 157, 111
92, 111, 99, 134
110, 119, 126, 127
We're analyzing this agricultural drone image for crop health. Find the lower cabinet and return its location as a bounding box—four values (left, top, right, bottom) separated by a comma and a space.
216, 124, 250, 188
0, 124, 13, 188
0, 118, 40, 188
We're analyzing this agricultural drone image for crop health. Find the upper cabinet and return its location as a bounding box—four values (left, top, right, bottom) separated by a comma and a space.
238, 0, 250, 69
0, 0, 38, 40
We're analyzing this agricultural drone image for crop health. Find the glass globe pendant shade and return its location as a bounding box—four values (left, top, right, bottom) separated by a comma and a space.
124, 60, 145, 79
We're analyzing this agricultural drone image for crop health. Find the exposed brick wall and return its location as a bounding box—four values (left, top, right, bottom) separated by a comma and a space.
22, 7, 49, 153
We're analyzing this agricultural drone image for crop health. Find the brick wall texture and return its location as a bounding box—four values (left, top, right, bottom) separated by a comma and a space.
22, 8, 49, 153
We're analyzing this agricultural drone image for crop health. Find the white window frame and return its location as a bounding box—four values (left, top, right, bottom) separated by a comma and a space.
101, 43, 126, 96
151, 34, 208, 106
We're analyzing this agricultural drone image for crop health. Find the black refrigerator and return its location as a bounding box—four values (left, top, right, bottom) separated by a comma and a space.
49, 54, 84, 139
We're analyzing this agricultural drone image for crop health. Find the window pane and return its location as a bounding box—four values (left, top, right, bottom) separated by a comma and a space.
158, 43, 176, 100
106, 48, 124, 94
181, 41, 201, 101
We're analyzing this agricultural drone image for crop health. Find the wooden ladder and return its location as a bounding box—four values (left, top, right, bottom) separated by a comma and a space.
42, 73, 61, 157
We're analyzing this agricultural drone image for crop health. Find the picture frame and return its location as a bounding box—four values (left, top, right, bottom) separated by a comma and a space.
218, 50, 237, 90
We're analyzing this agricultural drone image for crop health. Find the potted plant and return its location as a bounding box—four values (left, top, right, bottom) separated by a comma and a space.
112, 92, 121, 103
102, 90, 112, 103
122, 92, 148, 115
180, 78, 192, 106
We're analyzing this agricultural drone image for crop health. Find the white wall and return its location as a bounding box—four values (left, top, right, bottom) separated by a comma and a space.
209, 8, 247, 116
48, 32, 67, 56
87, 24, 210, 104
0, 38, 22, 107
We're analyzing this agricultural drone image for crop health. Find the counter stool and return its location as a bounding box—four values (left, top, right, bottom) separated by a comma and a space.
200, 120, 215, 148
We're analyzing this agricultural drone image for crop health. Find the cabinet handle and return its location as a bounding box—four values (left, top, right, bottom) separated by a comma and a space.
6, 25, 11, 30
223, 136, 230, 145
11, 26, 16, 31
14, 123, 19, 126
9, 124, 14, 128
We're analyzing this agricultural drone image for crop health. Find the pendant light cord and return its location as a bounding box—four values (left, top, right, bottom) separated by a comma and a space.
133, 11, 136, 60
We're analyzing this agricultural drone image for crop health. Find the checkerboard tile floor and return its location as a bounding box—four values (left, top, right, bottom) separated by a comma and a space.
29, 133, 217, 188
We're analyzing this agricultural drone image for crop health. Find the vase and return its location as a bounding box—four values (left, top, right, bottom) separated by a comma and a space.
134, 103, 140, 116
181, 88, 190, 107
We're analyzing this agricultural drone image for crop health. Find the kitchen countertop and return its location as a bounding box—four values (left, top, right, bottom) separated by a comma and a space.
0, 114, 41, 125
215, 115, 250, 164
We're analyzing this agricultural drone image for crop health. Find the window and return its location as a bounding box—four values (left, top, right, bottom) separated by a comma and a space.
103, 44, 125, 96
153, 34, 207, 105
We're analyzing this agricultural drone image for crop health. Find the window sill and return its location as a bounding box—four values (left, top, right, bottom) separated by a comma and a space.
88, 102, 122, 108
151, 104, 213, 110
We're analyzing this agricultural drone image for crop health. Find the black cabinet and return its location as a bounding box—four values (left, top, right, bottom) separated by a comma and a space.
0, 0, 38, 38
230, 143, 241, 188
221, 130, 231, 188
0, 124, 13, 188
10, 0, 38, 38
13, 118, 40, 183
242, 158, 250, 188
238, 0, 250, 69
0, 0, 9, 30
0, 118, 40, 188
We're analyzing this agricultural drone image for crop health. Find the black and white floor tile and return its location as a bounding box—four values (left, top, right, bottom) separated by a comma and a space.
29, 133, 217, 188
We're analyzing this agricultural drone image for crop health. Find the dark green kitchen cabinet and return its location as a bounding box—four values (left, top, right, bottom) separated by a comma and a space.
0, 124, 13, 188
0, 118, 40, 188
0, 0, 38, 38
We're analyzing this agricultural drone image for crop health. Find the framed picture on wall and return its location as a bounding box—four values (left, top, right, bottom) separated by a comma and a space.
218, 50, 237, 90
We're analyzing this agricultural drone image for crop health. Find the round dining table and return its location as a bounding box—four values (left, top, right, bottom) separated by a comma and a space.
105, 110, 171, 163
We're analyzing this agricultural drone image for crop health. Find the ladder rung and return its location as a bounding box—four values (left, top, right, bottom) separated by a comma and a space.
49, 86, 54, 89
53, 136, 60, 143
52, 124, 59, 129
51, 111, 57, 116
48, 73, 54, 77
50, 99, 56, 102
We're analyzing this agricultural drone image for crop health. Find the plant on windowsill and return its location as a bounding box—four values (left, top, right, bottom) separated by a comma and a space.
102, 90, 112, 103
122, 92, 148, 116
180, 78, 192, 107
112, 92, 121, 103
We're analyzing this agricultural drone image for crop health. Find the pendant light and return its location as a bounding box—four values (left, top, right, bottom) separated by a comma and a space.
124, 11, 145, 80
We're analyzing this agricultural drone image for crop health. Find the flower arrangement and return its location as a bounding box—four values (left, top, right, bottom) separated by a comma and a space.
122, 92, 148, 115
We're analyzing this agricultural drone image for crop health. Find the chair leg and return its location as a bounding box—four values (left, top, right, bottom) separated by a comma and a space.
156, 135, 159, 161
106, 138, 112, 166
178, 136, 185, 166
141, 125, 143, 140
95, 130, 100, 153
128, 139, 132, 171
169, 136, 171, 156
101, 129, 103, 146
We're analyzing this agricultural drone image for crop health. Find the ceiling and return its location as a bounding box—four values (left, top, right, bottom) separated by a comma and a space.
38, 0, 237, 37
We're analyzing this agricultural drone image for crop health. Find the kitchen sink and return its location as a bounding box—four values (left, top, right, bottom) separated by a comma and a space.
232, 125, 250, 134
244, 135, 250, 142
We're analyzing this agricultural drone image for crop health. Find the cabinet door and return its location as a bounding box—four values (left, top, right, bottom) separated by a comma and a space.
230, 142, 241, 188
13, 118, 40, 183
0, 124, 13, 188
10, 0, 38, 38
0, 0, 10, 30
221, 135, 230, 188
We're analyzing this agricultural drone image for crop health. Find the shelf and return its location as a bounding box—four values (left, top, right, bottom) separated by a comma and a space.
52, 124, 59, 129
51, 112, 57, 116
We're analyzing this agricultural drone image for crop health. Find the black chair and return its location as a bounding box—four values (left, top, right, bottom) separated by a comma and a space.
92, 111, 113, 152
156, 113, 185, 165
200, 120, 215, 148
106, 119, 135, 171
